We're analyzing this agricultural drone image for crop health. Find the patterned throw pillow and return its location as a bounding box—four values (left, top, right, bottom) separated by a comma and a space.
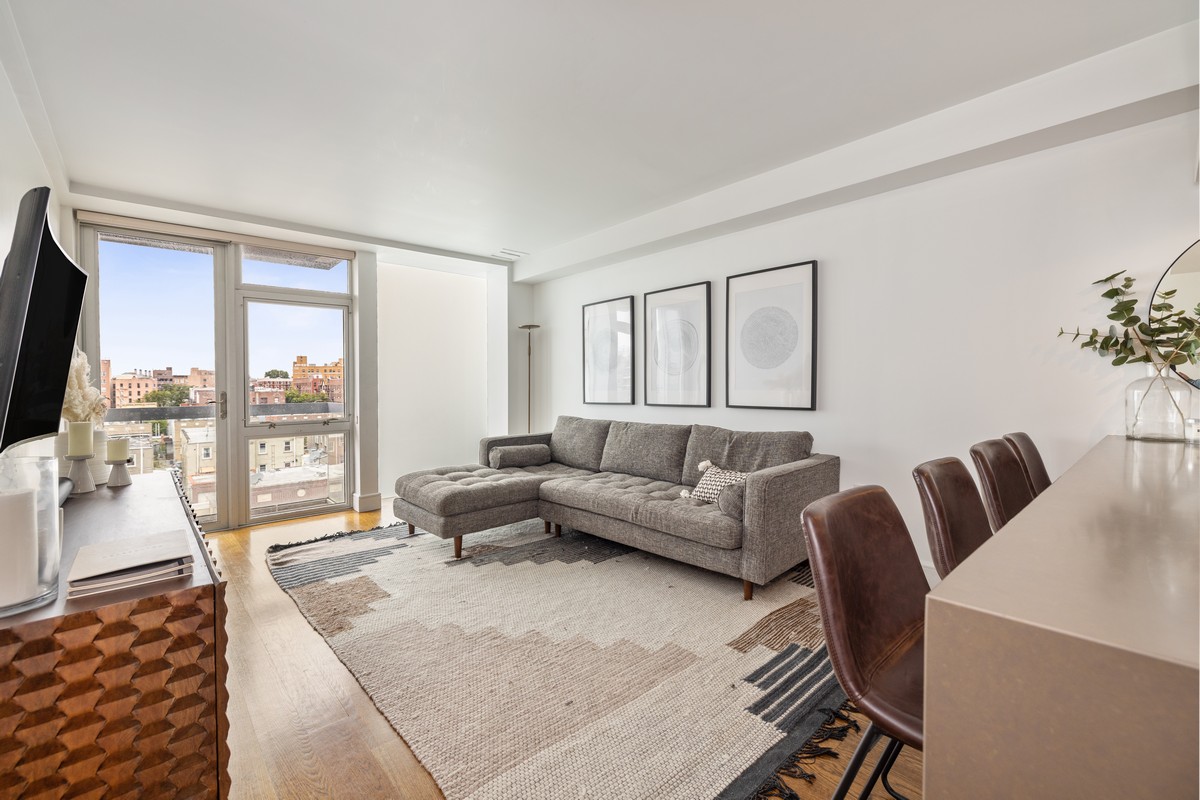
680, 460, 749, 503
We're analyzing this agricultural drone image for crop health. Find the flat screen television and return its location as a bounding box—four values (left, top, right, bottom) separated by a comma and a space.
0, 187, 88, 454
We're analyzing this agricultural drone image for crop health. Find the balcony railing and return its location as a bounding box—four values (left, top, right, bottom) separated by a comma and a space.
104, 402, 345, 422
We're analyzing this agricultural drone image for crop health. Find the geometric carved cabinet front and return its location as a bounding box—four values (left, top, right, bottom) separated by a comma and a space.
0, 582, 229, 799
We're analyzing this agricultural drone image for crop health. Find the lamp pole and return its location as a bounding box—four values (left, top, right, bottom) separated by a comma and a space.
518, 324, 540, 433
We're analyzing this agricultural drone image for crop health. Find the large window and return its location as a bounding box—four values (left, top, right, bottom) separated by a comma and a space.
80, 216, 356, 530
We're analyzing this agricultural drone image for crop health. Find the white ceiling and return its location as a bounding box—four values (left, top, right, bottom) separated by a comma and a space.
5, 0, 1196, 261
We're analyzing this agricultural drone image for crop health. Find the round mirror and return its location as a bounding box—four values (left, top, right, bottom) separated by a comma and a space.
1150, 239, 1200, 387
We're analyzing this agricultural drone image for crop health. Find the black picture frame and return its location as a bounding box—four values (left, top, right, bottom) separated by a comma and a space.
644, 281, 710, 407
726, 261, 817, 410
582, 295, 635, 404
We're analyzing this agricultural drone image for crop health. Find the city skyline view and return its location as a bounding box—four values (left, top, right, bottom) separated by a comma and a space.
98, 237, 345, 379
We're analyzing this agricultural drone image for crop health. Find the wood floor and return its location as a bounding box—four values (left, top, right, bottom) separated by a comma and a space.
212, 508, 922, 799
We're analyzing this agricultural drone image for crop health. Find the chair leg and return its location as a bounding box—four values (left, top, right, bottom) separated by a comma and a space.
544, 519, 551, 535
407, 522, 415, 536
554, 523, 562, 537
880, 740, 911, 800
454, 536, 462, 559
857, 737, 902, 799
743, 580, 753, 601
832, 722, 881, 800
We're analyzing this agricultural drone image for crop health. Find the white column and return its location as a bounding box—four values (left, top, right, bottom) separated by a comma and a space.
352, 250, 381, 511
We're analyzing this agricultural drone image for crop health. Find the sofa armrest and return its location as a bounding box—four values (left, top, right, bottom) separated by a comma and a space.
478, 432, 553, 465
741, 454, 841, 585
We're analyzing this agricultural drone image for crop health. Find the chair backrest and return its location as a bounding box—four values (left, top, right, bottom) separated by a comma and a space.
913, 457, 993, 579
969, 439, 1035, 532
1003, 432, 1052, 496
800, 486, 927, 706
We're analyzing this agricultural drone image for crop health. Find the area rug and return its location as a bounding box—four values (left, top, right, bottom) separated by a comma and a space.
266, 520, 849, 799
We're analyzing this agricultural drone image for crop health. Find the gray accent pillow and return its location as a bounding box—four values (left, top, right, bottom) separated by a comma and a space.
549, 416, 612, 471
717, 482, 746, 521
682, 424, 814, 486
489, 443, 551, 469
599, 421, 692, 484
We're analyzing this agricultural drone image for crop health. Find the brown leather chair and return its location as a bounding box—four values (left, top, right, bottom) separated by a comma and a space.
969, 438, 1035, 532
913, 457, 993, 579
801, 486, 925, 800
1003, 431, 1052, 496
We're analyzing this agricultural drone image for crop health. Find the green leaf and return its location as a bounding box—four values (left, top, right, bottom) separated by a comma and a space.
1094, 270, 1126, 284
1112, 355, 1128, 366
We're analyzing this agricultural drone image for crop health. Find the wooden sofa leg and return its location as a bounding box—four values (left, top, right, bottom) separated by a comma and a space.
407, 522, 415, 536
544, 519, 551, 535
454, 536, 462, 559
554, 523, 562, 537
743, 580, 754, 601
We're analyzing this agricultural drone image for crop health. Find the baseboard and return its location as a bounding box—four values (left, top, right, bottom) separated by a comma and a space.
353, 492, 382, 512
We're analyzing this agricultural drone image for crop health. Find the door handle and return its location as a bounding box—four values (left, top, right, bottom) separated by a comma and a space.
206, 391, 228, 420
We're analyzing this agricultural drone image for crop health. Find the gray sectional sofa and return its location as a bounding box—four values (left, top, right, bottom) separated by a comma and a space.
392, 416, 840, 598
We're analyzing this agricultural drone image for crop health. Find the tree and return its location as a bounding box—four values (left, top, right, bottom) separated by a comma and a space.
285, 388, 328, 404
143, 384, 191, 407
264, 369, 289, 379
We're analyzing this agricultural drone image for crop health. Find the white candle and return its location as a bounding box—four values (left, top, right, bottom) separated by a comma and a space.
0, 489, 38, 607
67, 422, 93, 457
107, 438, 130, 461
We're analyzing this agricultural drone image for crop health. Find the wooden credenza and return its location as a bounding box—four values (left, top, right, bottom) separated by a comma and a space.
0, 471, 229, 799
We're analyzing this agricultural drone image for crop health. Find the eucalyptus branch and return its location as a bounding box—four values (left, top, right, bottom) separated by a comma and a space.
1060, 269, 1200, 427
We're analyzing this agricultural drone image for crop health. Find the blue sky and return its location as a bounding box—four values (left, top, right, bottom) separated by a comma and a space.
98, 239, 343, 379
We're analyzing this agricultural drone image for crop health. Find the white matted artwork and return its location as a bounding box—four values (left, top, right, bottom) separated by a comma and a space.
645, 282, 710, 407
583, 295, 635, 404
726, 261, 817, 409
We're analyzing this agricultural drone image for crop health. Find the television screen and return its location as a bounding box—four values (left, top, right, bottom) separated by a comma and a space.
0, 187, 88, 453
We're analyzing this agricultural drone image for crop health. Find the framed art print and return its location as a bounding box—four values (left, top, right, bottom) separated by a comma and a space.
726, 261, 817, 410
583, 295, 634, 404
644, 281, 710, 407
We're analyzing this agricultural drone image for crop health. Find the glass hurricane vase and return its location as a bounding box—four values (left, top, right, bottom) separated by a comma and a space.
1125, 363, 1199, 442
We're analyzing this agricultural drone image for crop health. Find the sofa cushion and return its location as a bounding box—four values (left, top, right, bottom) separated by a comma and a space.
681, 425, 814, 486
394, 462, 587, 516
488, 443, 551, 469
688, 462, 749, 503
538, 472, 743, 549
717, 483, 745, 521
550, 416, 612, 471
599, 420, 691, 484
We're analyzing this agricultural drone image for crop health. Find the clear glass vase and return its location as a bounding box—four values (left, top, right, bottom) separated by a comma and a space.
1125, 363, 1199, 442
0, 453, 61, 616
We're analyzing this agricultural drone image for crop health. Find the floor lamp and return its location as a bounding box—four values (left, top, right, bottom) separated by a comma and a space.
518, 324, 540, 433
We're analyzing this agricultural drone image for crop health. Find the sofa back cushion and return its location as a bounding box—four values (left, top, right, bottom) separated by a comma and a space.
599, 421, 692, 484
681, 425, 814, 486
550, 416, 612, 471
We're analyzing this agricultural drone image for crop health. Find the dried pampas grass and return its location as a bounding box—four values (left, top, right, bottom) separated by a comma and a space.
61, 346, 107, 423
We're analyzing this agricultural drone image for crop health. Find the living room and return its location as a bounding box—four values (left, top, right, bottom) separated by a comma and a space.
0, 1, 1196, 798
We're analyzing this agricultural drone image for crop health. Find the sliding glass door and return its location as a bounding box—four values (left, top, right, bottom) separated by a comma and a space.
80, 222, 354, 530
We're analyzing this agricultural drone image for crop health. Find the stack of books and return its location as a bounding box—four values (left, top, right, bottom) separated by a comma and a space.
67, 530, 193, 599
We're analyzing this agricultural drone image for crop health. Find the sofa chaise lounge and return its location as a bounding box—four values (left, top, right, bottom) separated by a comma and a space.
392, 416, 840, 598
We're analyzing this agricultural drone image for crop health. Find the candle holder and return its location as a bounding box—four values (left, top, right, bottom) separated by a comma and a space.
106, 458, 132, 487
67, 454, 96, 494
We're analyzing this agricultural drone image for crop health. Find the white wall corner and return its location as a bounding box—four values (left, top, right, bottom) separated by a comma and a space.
353, 249, 381, 511
507, 281, 536, 433
486, 265, 513, 436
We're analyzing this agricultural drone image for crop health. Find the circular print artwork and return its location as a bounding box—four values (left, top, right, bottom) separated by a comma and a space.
740, 306, 799, 369
653, 319, 699, 376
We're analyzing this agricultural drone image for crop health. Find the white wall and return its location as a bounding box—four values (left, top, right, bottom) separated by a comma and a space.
0, 56, 56, 248
529, 112, 1199, 565
377, 263, 488, 496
